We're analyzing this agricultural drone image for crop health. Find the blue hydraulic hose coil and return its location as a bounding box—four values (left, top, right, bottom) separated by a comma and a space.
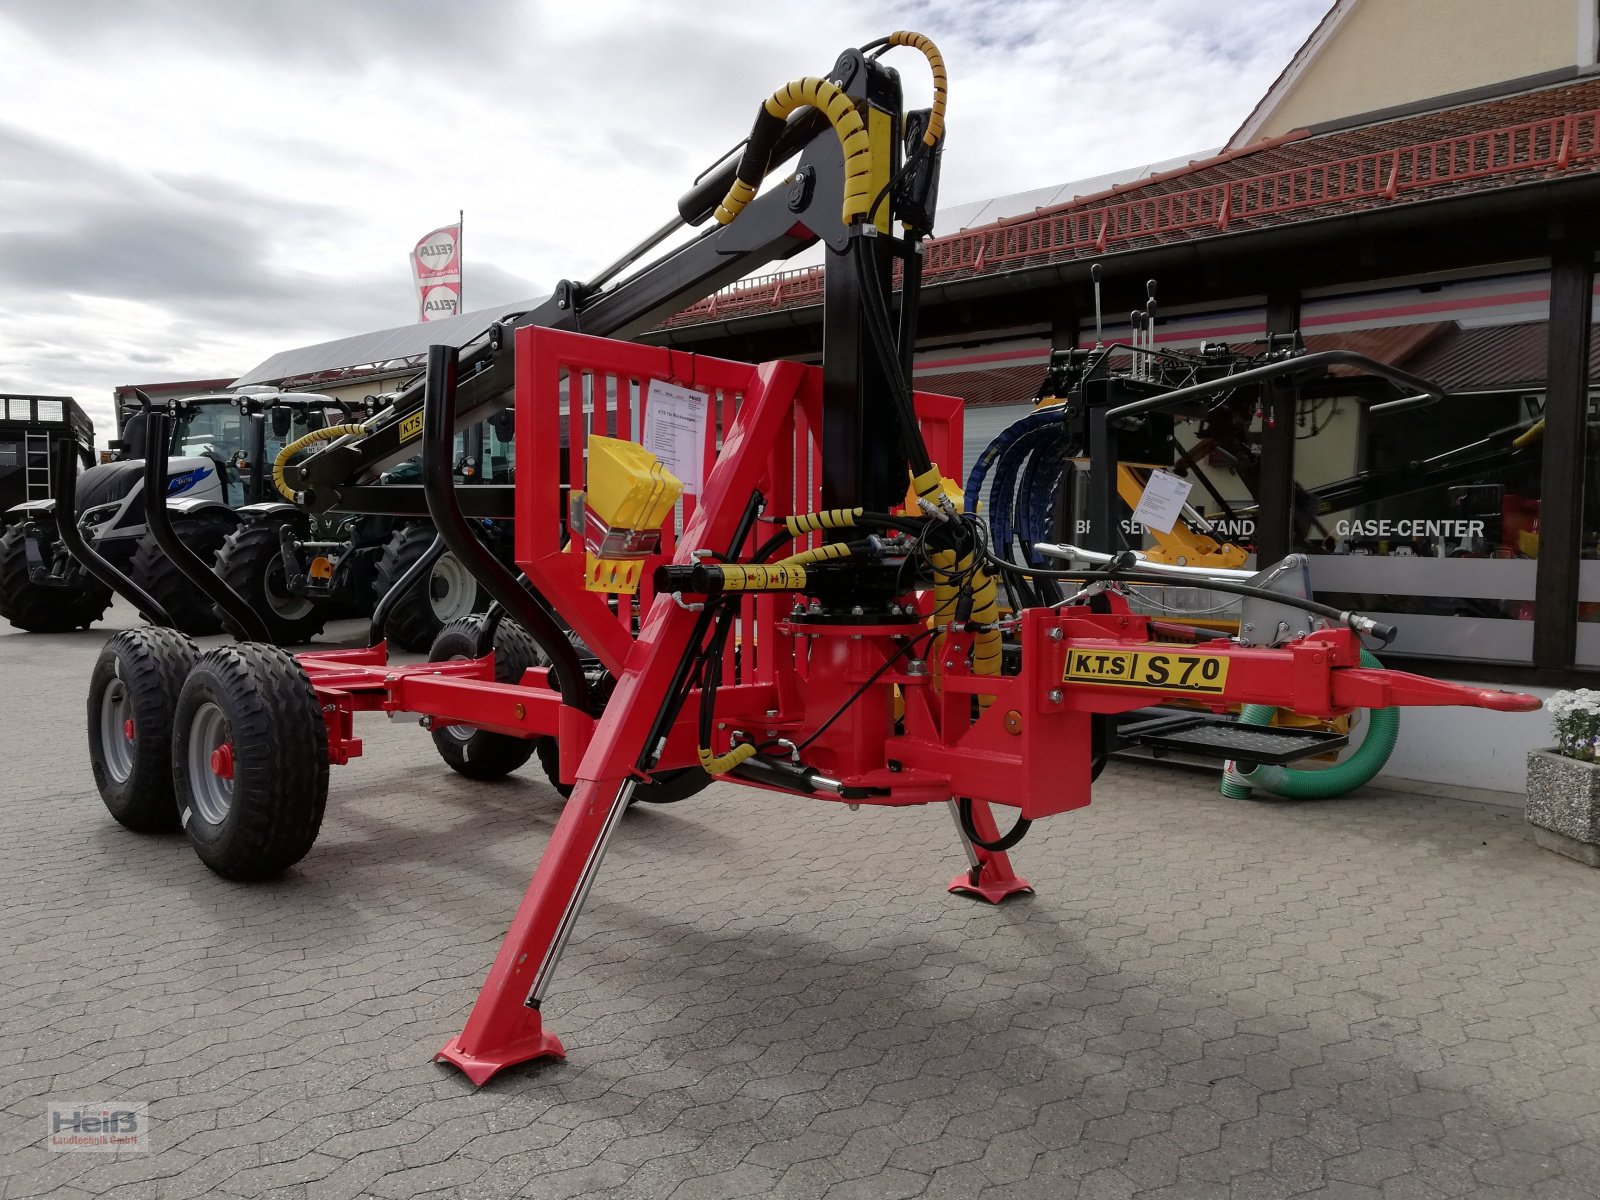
990, 423, 1065, 558
963, 408, 1066, 514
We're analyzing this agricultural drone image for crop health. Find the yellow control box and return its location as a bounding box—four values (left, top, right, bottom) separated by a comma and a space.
582, 436, 683, 594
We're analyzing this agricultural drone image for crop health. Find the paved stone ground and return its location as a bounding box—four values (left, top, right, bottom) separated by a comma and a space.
3, 601, 1600, 1200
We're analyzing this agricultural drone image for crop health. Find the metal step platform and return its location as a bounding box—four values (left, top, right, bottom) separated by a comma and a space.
1118, 712, 1349, 767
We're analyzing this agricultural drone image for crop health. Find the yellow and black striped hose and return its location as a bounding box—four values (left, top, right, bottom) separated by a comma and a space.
883, 31, 947, 145
715, 76, 874, 227
272, 424, 368, 501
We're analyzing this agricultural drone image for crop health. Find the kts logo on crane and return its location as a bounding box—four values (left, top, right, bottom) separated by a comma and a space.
410, 219, 462, 323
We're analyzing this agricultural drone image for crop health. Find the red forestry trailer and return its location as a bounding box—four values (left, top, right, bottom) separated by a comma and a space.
63, 32, 1538, 1086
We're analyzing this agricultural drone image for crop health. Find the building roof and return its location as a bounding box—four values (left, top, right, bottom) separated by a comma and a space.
661, 77, 1600, 331
933, 148, 1221, 234
1403, 320, 1600, 390
235, 300, 537, 388
236, 153, 1219, 389
241, 73, 1600, 386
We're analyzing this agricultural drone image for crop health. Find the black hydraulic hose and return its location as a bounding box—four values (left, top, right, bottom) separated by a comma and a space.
1105, 350, 1447, 423
854, 240, 935, 480
652, 491, 768, 782
48, 437, 175, 628
677, 109, 830, 226
957, 796, 1031, 852
368, 531, 447, 648
796, 627, 936, 753
420, 344, 590, 710
476, 600, 506, 656
143, 412, 271, 642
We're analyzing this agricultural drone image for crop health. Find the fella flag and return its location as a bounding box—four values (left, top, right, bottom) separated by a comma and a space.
411, 221, 462, 322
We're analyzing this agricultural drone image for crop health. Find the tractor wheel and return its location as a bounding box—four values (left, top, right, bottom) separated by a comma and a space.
213, 519, 326, 645
375, 524, 483, 653
0, 518, 112, 632
128, 510, 237, 636
427, 616, 542, 779
88, 627, 199, 831
173, 643, 329, 880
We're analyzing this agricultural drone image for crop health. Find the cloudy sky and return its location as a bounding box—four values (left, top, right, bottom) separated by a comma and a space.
1, 0, 1329, 438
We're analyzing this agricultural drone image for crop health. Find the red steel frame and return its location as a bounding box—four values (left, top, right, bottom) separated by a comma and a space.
288, 327, 1536, 1085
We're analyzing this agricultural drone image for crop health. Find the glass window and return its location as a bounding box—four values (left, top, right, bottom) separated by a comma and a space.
1573, 258, 1600, 666
1291, 268, 1550, 663
482, 414, 516, 483
171, 404, 244, 456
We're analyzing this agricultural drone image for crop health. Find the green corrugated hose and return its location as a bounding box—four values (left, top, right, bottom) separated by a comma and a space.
1220, 648, 1399, 800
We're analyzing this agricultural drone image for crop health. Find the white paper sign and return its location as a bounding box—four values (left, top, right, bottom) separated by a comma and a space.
1130, 468, 1192, 535
641, 380, 709, 494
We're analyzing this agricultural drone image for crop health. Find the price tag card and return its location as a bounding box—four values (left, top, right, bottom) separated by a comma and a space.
1130, 468, 1192, 534
642, 380, 709, 494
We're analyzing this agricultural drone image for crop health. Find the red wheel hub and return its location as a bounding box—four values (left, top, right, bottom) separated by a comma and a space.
123, 718, 135, 742
210, 742, 235, 780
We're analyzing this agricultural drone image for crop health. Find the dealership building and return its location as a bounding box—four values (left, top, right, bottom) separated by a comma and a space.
237, 0, 1600, 793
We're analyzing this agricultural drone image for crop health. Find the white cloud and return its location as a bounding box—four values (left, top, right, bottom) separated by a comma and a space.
0, 0, 1329, 439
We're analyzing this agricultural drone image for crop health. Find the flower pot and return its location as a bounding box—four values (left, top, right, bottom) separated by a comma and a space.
1526, 747, 1600, 867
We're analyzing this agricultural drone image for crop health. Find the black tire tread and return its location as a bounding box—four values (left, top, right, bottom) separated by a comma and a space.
213, 520, 326, 645
174, 643, 330, 880
428, 616, 541, 779
376, 524, 480, 653
129, 510, 236, 635
88, 627, 199, 831
0, 520, 111, 632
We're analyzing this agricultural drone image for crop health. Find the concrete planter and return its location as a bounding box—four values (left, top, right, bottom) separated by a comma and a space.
1526, 748, 1600, 867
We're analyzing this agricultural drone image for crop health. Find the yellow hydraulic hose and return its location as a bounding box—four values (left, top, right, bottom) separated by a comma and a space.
714, 76, 874, 227
700, 742, 757, 775
271, 424, 368, 501
784, 508, 863, 536
927, 548, 1000, 713
883, 31, 947, 145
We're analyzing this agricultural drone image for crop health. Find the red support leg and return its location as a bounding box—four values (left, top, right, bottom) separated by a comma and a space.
438, 357, 810, 1086
946, 798, 1034, 904
434, 604, 704, 1084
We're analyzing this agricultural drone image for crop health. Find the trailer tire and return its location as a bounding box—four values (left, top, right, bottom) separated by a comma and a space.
376, 524, 483, 653
632, 767, 711, 804
0, 519, 112, 632
427, 616, 542, 779
173, 643, 329, 880
88, 627, 200, 832
213, 519, 326, 645
129, 510, 237, 635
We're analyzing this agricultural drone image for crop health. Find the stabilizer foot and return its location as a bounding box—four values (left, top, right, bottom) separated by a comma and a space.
435, 1025, 565, 1086
948, 859, 1034, 904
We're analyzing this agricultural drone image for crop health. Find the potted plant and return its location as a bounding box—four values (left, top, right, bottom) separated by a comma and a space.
1527, 689, 1600, 866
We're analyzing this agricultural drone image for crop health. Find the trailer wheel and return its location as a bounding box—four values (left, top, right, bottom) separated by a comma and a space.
376, 524, 483, 653
88, 627, 199, 831
632, 767, 711, 804
173, 643, 329, 880
0, 518, 112, 632
427, 616, 542, 779
129, 509, 237, 635
213, 519, 326, 645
